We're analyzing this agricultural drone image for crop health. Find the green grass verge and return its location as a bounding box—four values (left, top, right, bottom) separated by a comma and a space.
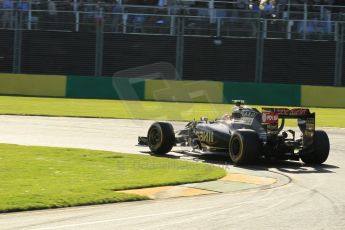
0, 144, 226, 213
1, 96, 345, 127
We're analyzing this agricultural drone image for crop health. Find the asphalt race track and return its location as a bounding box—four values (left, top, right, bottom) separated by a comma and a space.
0, 115, 345, 230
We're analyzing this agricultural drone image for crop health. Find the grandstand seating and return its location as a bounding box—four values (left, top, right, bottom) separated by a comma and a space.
0, 0, 344, 40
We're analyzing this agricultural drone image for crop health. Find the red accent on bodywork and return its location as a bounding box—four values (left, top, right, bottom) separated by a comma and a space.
262, 108, 310, 116
290, 108, 310, 116
262, 112, 279, 124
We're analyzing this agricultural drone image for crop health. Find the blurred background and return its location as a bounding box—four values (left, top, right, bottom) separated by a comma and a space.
0, 0, 344, 86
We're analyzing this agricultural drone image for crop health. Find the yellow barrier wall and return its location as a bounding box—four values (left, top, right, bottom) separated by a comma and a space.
0, 74, 66, 97
145, 80, 224, 103
301, 85, 345, 108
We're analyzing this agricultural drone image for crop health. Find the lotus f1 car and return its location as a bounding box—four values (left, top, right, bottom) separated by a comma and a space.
138, 101, 330, 165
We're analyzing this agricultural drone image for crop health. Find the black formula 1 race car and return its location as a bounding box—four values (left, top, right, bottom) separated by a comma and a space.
138, 101, 330, 165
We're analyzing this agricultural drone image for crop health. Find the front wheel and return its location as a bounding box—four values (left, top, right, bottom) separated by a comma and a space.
147, 122, 175, 155
229, 130, 261, 165
301, 130, 330, 164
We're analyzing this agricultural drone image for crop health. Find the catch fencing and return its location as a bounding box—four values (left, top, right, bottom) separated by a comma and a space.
0, 2, 344, 86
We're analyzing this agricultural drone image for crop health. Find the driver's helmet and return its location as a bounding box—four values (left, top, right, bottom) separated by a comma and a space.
233, 104, 243, 111
231, 105, 243, 119
231, 100, 245, 119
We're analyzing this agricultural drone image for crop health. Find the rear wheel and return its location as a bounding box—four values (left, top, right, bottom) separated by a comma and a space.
229, 130, 261, 165
147, 122, 175, 155
301, 130, 329, 164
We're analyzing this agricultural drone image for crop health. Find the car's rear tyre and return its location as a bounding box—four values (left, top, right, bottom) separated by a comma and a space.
301, 130, 329, 164
229, 130, 260, 165
147, 122, 175, 155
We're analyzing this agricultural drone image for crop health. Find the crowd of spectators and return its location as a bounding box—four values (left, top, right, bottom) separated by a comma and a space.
1, 0, 345, 35
1, 0, 345, 14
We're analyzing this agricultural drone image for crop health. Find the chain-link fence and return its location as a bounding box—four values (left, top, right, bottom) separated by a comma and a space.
0, 1, 344, 86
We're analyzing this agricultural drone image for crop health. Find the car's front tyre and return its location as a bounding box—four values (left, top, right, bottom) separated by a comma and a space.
147, 122, 175, 155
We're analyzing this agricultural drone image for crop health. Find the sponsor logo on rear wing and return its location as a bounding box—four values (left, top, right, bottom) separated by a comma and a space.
262, 112, 279, 124
262, 108, 313, 118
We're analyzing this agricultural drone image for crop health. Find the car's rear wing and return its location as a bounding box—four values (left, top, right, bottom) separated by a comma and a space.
261, 108, 315, 148
262, 108, 314, 119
